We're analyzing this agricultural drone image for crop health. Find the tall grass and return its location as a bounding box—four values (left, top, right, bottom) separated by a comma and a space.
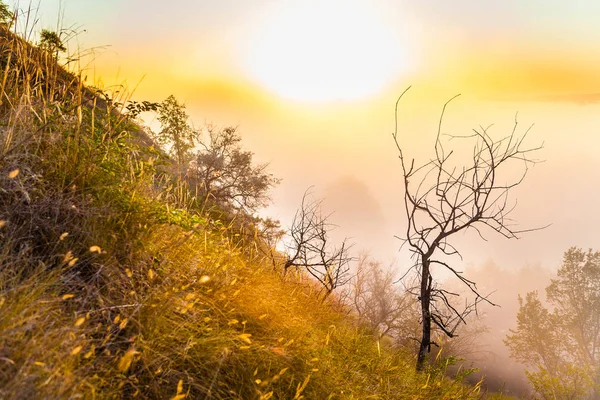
0, 15, 505, 400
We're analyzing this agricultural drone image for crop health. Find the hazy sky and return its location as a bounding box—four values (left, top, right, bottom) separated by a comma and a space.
32, 0, 600, 274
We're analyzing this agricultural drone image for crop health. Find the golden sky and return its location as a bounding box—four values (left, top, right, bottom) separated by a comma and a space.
37, 0, 600, 102
34, 0, 600, 269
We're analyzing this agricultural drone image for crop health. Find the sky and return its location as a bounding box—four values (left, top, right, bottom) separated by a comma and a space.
30, 0, 600, 275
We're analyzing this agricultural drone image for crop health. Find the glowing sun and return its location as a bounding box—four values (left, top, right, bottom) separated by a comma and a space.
242, 0, 409, 103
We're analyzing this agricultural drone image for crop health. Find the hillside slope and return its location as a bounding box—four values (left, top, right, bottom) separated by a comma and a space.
0, 24, 487, 399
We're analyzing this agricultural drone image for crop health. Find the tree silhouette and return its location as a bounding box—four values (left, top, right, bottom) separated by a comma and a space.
393, 87, 544, 371
186, 125, 279, 213
0, 1, 13, 25
39, 29, 66, 56
156, 95, 195, 167
284, 190, 353, 299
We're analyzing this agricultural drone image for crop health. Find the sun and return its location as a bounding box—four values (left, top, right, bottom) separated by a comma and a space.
241, 0, 410, 103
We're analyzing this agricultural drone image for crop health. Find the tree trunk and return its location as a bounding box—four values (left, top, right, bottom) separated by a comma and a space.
416, 259, 431, 371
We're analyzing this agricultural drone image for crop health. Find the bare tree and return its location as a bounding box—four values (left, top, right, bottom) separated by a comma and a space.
351, 253, 416, 339
284, 190, 353, 299
392, 87, 544, 371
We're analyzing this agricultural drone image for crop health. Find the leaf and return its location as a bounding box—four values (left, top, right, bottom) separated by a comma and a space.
421, 374, 430, 389
63, 251, 73, 262
238, 333, 252, 344
148, 269, 155, 280
294, 375, 310, 399
74, 317, 86, 327
84, 346, 95, 359
59, 232, 69, 241
272, 367, 288, 381
89, 245, 101, 253
119, 318, 128, 330
67, 258, 78, 267
62, 294, 75, 300
169, 379, 186, 400
7, 169, 19, 179
71, 345, 83, 356
199, 275, 210, 284
0, 220, 6, 229
117, 348, 139, 373
125, 268, 133, 278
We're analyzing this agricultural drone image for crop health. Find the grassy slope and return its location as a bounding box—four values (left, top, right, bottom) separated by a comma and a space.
0, 25, 490, 399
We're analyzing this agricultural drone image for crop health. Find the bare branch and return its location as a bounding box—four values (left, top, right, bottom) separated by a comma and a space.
284, 189, 354, 298
392, 88, 545, 370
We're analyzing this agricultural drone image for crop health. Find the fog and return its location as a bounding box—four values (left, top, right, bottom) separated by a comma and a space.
34, 0, 600, 393
254, 96, 600, 272
247, 96, 600, 394
448, 262, 555, 395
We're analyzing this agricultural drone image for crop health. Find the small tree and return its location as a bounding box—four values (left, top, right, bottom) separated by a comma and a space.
284, 190, 353, 299
156, 95, 195, 167
39, 29, 66, 56
0, 1, 13, 25
505, 248, 600, 399
187, 125, 279, 213
393, 88, 543, 370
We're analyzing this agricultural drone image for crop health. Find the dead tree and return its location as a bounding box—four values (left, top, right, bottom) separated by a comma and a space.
393, 87, 544, 371
351, 253, 416, 339
284, 190, 353, 299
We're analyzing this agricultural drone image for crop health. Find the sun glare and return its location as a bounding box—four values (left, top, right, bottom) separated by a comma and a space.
242, 0, 409, 103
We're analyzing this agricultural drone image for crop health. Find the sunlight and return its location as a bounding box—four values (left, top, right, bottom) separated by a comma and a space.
241, 0, 410, 103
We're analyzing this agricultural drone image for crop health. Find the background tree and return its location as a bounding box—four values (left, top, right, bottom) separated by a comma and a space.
186, 125, 279, 213
350, 253, 416, 340
393, 88, 543, 371
155, 95, 195, 167
505, 248, 600, 399
0, 1, 13, 25
284, 190, 353, 298
154, 96, 278, 213
247, 216, 286, 267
